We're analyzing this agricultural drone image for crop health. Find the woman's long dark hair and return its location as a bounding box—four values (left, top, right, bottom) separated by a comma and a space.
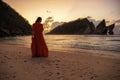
35, 17, 42, 23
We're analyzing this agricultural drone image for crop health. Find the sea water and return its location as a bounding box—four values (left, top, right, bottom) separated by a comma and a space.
0, 35, 120, 52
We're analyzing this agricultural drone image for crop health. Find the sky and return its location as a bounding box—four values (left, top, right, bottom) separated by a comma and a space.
4, 0, 120, 25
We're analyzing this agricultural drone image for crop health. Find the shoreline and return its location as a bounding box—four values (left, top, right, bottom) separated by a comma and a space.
0, 42, 120, 59
0, 43, 120, 80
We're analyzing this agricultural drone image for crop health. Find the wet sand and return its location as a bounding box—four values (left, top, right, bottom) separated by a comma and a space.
0, 43, 120, 80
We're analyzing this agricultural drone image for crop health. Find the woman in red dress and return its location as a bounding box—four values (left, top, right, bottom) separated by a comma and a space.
31, 17, 48, 57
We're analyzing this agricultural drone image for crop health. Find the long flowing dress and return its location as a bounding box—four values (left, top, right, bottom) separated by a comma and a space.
31, 22, 48, 57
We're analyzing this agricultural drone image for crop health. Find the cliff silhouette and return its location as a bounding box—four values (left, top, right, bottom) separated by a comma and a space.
48, 18, 115, 35
0, 0, 31, 37
95, 19, 114, 35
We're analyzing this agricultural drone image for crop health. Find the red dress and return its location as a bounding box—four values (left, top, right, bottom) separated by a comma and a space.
31, 23, 48, 57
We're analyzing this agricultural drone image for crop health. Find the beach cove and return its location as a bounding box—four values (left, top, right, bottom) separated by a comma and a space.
1, 0, 120, 80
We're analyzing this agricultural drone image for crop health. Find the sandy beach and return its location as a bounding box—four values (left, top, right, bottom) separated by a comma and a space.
0, 43, 120, 80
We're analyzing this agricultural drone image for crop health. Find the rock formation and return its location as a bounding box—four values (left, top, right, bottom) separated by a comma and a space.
48, 18, 115, 35
48, 18, 95, 34
107, 24, 115, 35
95, 19, 107, 34
95, 20, 115, 35
0, 0, 31, 37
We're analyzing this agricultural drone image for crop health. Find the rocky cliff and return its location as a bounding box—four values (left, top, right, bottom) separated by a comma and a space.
0, 0, 31, 37
48, 18, 95, 34
95, 20, 115, 35
107, 24, 115, 35
95, 19, 107, 34
48, 18, 115, 35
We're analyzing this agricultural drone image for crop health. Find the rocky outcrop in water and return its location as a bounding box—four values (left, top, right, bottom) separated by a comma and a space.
95, 19, 107, 35
107, 24, 115, 35
0, 0, 32, 37
48, 18, 115, 35
95, 20, 115, 35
